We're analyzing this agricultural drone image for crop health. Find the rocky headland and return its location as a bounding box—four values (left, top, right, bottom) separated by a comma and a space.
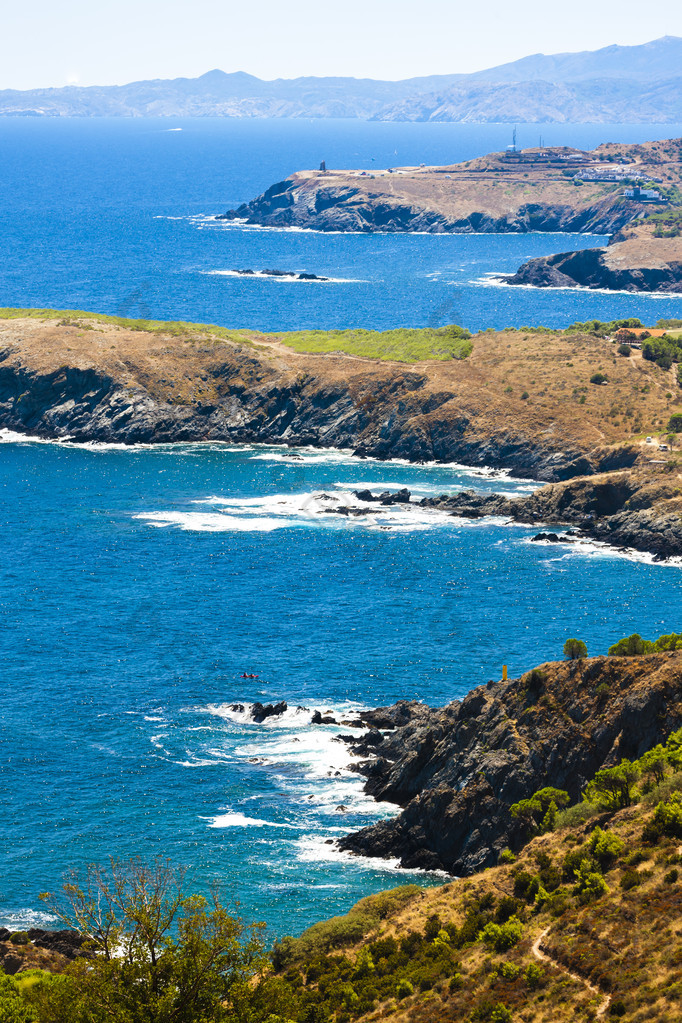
219, 137, 682, 293
217, 138, 681, 238
505, 220, 682, 293
337, 650, 682, 874
4, 310, 682, 559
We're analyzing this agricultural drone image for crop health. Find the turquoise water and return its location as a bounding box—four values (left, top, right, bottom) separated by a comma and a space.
2, 117, 682, 937
1, 436, 681, 937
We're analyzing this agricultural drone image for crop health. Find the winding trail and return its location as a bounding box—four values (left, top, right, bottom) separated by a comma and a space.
531, 926, 611, 1018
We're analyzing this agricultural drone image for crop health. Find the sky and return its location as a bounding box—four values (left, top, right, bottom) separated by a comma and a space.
3, 0, 682, 90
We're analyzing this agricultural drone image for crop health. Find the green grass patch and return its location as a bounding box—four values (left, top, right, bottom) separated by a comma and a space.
273, 325, 473, 362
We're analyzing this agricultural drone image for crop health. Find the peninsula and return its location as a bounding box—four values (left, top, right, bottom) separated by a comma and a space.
220, 137, 682, 292
4, 309, 682, 560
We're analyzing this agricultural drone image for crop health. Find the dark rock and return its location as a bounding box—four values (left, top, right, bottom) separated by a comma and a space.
311, 710, 338, 725
354, 488, 412, 505
251, 701, 287, 723
531, 531, 567, 543
337, 652, 682, 874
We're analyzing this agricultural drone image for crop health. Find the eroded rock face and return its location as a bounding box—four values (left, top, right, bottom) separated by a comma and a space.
218, 182, 635, 235
421, 471, 682, 561
338, 652, 682, 874
505, 246, 682, 293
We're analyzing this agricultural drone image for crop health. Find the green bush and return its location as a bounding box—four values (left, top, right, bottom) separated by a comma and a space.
669, 413, 682, 433
563, 638, 587, 660
572, 860, 609, 902
590, 372, 608, 385
643, 794, 682, 842
498, 849, 516, 864
620, 869, 642, 890
584, 761, 640, 811
524, 963, 544, 988
395, 979, 413, 1000
480, 915, 524, 952
0, 975, 37, 1023
617, 343, 631, 356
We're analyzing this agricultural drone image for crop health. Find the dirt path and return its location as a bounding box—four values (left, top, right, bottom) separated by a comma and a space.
532, 926, 611, 1018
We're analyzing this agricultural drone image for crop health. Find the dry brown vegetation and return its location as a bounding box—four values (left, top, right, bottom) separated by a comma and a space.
1, 311, 681, 452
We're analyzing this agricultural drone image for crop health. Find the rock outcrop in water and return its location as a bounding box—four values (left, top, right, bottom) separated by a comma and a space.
338, 651, 682, 874
421, 470, 682, 561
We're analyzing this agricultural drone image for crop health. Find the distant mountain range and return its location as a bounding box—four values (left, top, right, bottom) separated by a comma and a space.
3, 37, 682, 122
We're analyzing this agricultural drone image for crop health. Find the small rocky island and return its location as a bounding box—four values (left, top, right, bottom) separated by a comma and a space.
230, 268, 330, 281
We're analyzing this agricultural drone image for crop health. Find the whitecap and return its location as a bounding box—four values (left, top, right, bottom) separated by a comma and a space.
202, 812, 295, 829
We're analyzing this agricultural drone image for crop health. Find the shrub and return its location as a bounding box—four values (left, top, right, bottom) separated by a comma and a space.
396, 979, 413, 999
0, 975, 37, 1023
498, 962, 520, 981
584, 761, 640, 811
669, 413, 682, 433
564, 638, 587, 659
524, 962, 544, 988
588, 826, 625, 868
510, 787, 569, 835
617, 343, 631, 356
498, 849, 516, 864
643, 794, 682, 842
480, 915, 524, 952
621, 869, 643, 890
9, 932, 29, 945
590, 372, 608, 385
664, 868, 679, 884
470, 1001, 513, 1022
520, 391, 529, 400
573, 860, 609, 902
608, 633, 655, 656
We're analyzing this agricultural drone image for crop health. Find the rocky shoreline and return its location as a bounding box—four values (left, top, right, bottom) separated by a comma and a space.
503, 244, 682, 293
335, 651, 682, 874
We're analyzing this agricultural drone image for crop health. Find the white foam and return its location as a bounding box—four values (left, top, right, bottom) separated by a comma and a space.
203, 811, 295, 829
202, 269, 365, 284
136, 489, 464, 534
294, 836, 451, 876
0, 907, 59, 929
522, 533, 682, 568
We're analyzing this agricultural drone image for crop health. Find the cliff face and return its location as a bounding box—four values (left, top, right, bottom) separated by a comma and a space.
2, 314, 667, 483
505, 245, 682, 293
219, 177, 635, 235
339, 652, 682, 874
218, 172, 642, 236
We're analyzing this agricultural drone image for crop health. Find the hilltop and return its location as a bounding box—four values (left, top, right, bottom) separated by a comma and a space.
3, 37, 682, 122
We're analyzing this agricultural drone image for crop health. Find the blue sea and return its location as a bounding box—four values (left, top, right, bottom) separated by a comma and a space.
2, 117, 682, 938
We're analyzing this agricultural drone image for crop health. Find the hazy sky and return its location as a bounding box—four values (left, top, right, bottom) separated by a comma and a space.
3, 0, 682, 90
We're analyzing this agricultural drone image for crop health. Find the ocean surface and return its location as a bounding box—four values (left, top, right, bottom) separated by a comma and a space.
2, 118, 682, 938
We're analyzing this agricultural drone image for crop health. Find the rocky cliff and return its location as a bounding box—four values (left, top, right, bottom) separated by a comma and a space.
421, 469, 682, 560
1, 312, 666, 483
218, 139, 682, 237
505, 244, 682, 293
338, 651, 682, 874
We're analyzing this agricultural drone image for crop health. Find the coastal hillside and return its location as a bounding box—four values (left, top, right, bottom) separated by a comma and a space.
5, 650, 682, 1023
3, 37, 682, 122
218, 137, 681, 236
506, 218, 682, 293
269, 779, 682, 1023
0, 309, 678, 479
338, 650, 682, 873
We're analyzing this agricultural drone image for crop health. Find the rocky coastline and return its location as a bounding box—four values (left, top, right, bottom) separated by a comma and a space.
503, 243, 682, 293
336, 651, 682, 874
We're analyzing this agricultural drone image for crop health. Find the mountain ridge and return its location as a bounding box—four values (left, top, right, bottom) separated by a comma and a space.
3, 37, 682, 121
